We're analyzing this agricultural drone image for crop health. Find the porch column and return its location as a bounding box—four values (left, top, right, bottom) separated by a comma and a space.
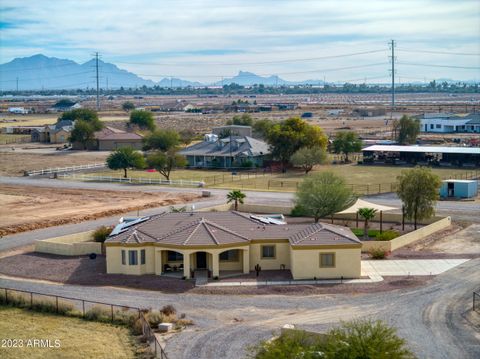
212, 253, 220, 277
242, 249, 250, 274
154, 250, 163, 275
183, 252, 190, 279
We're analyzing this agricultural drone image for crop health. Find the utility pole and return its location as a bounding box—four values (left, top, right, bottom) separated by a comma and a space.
106, 76, 109, 92
95, 52, 100, 110
389, 40, 396, 114
16, 77, 19, 92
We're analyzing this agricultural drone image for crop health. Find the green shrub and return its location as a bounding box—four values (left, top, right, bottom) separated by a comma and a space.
375, 230, 400, 241
93, 226, 113, 243
369, 248, 389, 259
351, 228, 380, 238
290, 205, 306, 217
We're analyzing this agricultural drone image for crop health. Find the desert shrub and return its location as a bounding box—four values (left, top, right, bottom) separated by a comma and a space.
369, 248, 389, 260
93, 226, 113, 243
114, 309, 139, 326
0, 291, 29, 307
290, 205, 306, 217
145, 310, 164, 327
375, 230, 400, 241
160, 304, 176, 316
30, 299, 76, 315
85, 305, 111, 322
174, 319, 194, 330
132, 317, 144, 336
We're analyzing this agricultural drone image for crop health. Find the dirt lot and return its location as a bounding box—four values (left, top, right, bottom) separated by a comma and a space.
0, 144, 110, 176
0, 184, 198, 236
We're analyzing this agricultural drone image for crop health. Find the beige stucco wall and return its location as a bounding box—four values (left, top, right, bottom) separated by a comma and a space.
290, 247, 361, 279
35, 230, 102, 256
249, 241, 291, 270
361, 216, 452, 253
106, 246, 155, 275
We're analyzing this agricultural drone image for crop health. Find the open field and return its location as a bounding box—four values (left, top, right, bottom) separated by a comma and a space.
0, 184, 198, 236
0, 307, 138, 359
0, 113, 128, 129
85, 165, 479, 193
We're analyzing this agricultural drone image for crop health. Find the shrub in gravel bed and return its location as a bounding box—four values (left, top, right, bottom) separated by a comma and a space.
375, 230, 400, 241
160, 304, 176, 316
369, 248, 389, 259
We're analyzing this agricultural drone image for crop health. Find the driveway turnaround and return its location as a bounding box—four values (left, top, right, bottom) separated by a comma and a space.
361, 259, 469, 277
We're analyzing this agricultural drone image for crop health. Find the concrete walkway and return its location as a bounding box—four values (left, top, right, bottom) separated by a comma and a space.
361, 258, 470, 277
199, 259, 469, 287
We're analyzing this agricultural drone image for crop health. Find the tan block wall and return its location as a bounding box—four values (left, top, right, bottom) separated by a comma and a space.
361, 216, 451, 253
290, 247, 361, 279
35, 230, 102, 256
249, 242, 291, 271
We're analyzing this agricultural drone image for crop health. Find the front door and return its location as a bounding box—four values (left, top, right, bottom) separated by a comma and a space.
196, 252, 207, 269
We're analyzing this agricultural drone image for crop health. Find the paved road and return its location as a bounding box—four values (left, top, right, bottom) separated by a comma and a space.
0, 258, 478, 358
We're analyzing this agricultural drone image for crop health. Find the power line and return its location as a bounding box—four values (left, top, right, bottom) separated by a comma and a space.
95, 52, 100, 110
397, 48, 480, 56
397, 62, 480, 70
110, 49, 386, 67
389, 39, 396, 111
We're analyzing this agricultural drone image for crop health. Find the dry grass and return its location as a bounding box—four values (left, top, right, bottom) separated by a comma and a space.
0, 306, 138, 359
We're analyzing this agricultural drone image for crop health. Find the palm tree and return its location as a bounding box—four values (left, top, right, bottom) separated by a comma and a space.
227, 190, 246, 211
357, 208, 377, 239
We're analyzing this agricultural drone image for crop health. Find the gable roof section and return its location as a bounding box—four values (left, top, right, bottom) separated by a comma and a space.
178, 136, 270, 157
289, 223, 360, 246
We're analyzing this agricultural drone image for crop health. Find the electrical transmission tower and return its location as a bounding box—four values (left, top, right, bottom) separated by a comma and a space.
389, 40, 396, 114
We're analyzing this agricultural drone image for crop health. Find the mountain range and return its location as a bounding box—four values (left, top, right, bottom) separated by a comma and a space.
0, 54, 327, 90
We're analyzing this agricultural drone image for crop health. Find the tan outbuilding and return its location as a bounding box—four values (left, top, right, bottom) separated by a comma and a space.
105, 211, 362, 280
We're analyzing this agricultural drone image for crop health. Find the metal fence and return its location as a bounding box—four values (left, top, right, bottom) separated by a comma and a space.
26, 163, 106, 176
474, 291, 480, 313
202, 169, 274, 186
0, 135, 31, 145
0, 286, 168, 359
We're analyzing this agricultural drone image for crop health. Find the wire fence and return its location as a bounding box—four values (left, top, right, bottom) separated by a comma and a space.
26, 163, 106, 176
202, 169, 274, 186
0, 286, 168, 359
0, 135, 31, 145
60, 173, 205, 187
474, 291, 480, 313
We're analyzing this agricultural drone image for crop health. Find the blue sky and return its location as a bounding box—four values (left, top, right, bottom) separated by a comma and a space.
1, 0, 479, 82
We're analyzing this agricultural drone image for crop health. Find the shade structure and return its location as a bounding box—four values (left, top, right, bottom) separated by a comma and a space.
336, 199, 397, 214
336, 199, 398, 233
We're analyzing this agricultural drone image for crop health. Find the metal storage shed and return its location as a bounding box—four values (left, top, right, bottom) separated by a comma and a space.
440, 180, 478, 199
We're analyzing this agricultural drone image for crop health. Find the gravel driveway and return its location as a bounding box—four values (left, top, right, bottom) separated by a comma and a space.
1, 258, 478, 359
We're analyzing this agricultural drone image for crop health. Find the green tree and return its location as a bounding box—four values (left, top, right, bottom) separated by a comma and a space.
129, 109, 156, 131
143, 129, 180, 151
106, 147, 145, 178
294, 172, 354, 223
332, 131, 363, 162
122, 101, 135, 112
266, 117, 328, 169
393, 115, 421, 145
396, 167, 441, 229
146, 149, 187, 181
179, 128, 196, 145
69, 120, 96, 150
59, 109, 102, 130
226, 113, 254, 126
357, 208, 377, 239
290, 145, 327, 174
252, 119, 274, 138
226, 190, 246, 211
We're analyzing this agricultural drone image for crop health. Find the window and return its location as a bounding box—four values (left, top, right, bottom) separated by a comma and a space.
220, 250, 239, 262
436, 124, 441, 129
320, 253, 335, 268
141, 249, 146, 265
261, 245, 275, 259
121, 250, 126, 265
128, 250, 138, 265
167, 251, 183, 261
430, 124, 434, 129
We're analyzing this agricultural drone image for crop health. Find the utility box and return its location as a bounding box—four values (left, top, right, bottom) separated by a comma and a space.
440, 180, 478, 199
158, 323, 173, 332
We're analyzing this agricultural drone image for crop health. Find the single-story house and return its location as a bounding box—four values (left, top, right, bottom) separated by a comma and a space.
418, 113, 480, 133
31, 120, 74, 144
179, 134, 270, 168
71, 126, 143, 150
105, 211, 362, 280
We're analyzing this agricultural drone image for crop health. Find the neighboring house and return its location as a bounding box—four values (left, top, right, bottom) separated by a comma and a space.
31, 120, 74, 144
105, 211, 362, 280
179, 132, 270, 168
71, 126, 143, 151
49, 102, 82, 112
418, 113, 480, 133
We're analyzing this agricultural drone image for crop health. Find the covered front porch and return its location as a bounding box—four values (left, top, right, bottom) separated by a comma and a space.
154, 247, 250, 279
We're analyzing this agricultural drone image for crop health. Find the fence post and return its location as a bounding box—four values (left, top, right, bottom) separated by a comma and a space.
155, 339, 157, 356
30, 293, 33, 308
56, 296, 59, 313
5, 288, 7, 304
82, 300, 85, 317
111, 305, 114, 322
